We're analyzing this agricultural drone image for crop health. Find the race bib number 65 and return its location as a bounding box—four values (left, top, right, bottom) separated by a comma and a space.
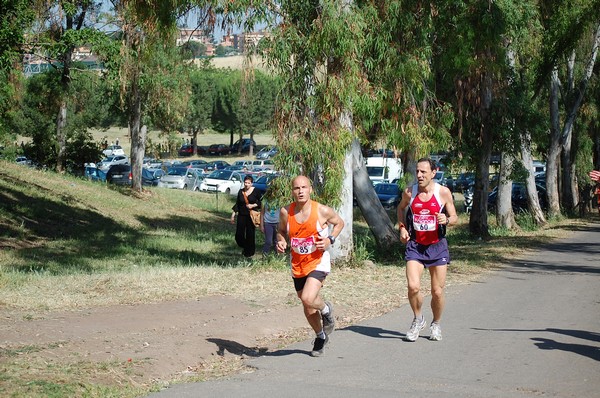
291, 236, 317, 255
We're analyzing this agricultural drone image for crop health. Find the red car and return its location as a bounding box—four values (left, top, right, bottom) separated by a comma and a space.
208, 144, 231, 156
178, 144, 194, 157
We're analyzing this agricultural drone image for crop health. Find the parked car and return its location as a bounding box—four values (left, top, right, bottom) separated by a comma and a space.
142, 168, 164, 186
231, 160, 252, 170
98, 155, 129, 170
200, 170, 244, 195
231, 138, 256, 153
208, 144, 231, 156
255, 146, 278, 160
157, 167, 189, 189
184, 168, 205, 191
15, 156, 33, 166
253, 174, 279, 196
204, 160, 230, 173
181, 159, 209, 169
250, 159, 275, 171
178, 144, 194, 157
224, 165, 246, 171
84, 165, 106, 182
106, 164, 132, 185
103, 145, 125, 157
488, 182, 548, 213
374, 182, 402, 209
455, 172, 475, 193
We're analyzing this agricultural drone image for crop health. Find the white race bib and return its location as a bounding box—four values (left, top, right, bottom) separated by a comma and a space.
413, 214, 437, 231
291, 236, 317, 255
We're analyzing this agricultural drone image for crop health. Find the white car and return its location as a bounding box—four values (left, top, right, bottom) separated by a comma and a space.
200, 170, 244, 195
98, 155, 129, 170
103, 145, 125, 157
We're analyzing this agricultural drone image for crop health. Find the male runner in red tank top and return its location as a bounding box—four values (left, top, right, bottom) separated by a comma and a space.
276, 175, 345, 356
397, 158, 457, 342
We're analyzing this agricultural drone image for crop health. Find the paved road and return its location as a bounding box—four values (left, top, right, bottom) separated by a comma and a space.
148, 224, 600, 398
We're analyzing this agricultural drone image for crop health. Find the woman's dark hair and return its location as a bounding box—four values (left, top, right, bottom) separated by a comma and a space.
244, 175, 254, 183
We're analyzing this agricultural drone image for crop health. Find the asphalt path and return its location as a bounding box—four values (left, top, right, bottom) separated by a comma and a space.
148, 223, 600, 398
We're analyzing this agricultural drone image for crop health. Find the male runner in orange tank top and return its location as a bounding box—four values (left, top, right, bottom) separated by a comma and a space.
276, 175, 345, 357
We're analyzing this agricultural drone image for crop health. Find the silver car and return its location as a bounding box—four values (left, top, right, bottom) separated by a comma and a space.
98, 155, 129, 171
185, 169, 205, 191
157, 167, 189, 189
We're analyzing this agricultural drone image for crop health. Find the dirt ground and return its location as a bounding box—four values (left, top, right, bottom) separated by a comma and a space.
0, 295, 330, 384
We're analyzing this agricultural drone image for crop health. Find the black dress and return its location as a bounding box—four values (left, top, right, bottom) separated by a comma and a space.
233, 187, 261, 257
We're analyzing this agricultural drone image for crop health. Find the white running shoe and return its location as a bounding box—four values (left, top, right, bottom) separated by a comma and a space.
404, 316, 426, 341
429, 322, 443, 341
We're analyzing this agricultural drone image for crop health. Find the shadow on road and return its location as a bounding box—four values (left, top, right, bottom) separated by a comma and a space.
344, 325, 403, 339
472, 327, 600, 361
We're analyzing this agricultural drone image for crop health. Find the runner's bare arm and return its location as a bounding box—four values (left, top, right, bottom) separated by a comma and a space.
397, 187, 412, 243
276, 206, 289, 253
438, 186, 457, 226
317, 204, 344, 249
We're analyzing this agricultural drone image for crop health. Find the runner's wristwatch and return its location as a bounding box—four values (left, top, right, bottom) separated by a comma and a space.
328, 235, 336, 245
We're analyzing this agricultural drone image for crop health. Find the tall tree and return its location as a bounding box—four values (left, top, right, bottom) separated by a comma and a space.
26, 0, 106, 172
182, 64, 216, 154
536, 0, 600, 216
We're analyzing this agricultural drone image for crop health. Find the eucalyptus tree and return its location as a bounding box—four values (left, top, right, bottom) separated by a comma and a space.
431, 1, 535, 238
536, 0, 600, 215
0, 0, 33, 145
25, 0, 108, 172
243, 1, 453, 254
105, 0, 196, 192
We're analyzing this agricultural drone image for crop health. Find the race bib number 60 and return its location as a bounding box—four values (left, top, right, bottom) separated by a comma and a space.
291, 236, 317, 255
413, 214, 437, 231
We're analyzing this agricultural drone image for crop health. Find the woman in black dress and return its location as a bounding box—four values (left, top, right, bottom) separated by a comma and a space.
231, 175, 261, 257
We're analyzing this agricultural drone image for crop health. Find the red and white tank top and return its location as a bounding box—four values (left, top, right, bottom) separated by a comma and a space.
408, 183, 445, 245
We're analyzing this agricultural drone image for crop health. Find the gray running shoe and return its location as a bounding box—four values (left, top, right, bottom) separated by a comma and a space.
322, 301, 335, 336
404, 316, 426, 342
310, 335, 329, 357
429, 322, 442, 341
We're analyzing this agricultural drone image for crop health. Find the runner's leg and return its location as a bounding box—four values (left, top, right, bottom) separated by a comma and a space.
429, 265, 447, 323
406, 260, 424, 317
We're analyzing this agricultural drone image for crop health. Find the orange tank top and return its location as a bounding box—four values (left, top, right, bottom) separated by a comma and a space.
288, 201, 329, 278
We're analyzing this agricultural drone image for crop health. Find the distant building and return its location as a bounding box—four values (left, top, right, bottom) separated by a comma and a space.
177, 28, 214, 56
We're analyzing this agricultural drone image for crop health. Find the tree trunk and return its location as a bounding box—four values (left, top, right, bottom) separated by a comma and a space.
547, 68, 561, 217
130, 81, 145, 192
469, 72, 493, 239
331, 112, 354, 260
56, 44, 73, 173
561, 24, 600, 213
520, 129, 546, 225
56, 101, 67, 172
496, 152, 516, 228
352, 139, 399, 250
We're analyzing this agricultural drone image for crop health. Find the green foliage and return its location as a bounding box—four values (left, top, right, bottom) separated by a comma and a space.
144, 42, 191, 133
0, 0, 34, 71
13, 70, 108, 168
215, 45, 234, 56
181, 64, 216, 135
180, 40, 207, 58
210, 68, 279, 139
258, 1, 456, 206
